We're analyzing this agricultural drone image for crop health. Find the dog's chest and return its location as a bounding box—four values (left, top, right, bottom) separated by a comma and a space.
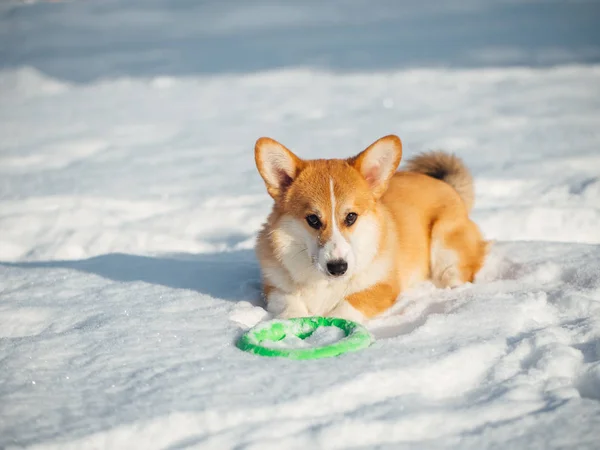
296, 280, 348, 315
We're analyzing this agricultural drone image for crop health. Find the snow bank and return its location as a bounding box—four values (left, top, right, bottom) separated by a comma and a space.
1, 65, 598, 263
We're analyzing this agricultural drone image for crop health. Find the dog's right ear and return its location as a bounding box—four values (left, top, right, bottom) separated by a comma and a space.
255, 137, 304, 200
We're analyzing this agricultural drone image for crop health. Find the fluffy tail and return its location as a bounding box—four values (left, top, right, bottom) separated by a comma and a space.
405, 151, 475, 211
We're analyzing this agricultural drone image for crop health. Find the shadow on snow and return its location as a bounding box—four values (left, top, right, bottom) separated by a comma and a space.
2, 250, 263, 304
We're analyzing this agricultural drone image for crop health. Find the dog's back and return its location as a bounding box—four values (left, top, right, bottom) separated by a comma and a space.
382, 152, 488, 291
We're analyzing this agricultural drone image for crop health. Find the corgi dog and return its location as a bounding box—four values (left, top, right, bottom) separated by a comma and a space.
254, 135, 489, 323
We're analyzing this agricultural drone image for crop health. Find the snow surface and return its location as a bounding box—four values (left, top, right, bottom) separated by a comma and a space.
2, 1, 600, 449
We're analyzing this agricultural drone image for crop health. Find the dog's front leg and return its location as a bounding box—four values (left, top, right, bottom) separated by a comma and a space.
266, 289, 310, 319
327, 300, 366, 323
334, 283, 398, 321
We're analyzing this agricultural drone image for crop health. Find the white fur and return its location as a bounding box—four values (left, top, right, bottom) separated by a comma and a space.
430, 239, 461, 288
272, 216, 320, 285
328, 301, 366, 323
347, 213, 381, 274
317, 178, 354, 273
267, 281, 349, 319
266, 290, 310, 318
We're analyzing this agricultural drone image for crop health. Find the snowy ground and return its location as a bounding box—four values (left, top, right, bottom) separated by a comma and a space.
2, 1, 600, 449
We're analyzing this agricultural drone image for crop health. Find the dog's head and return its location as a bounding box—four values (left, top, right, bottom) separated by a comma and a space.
255, 135, 402, 282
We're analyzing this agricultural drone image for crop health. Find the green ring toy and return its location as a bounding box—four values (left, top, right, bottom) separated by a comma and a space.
236, 316, 374, 360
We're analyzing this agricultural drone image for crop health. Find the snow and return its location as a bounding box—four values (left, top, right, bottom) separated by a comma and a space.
2, 1, 600, 449
301, 326, 347, 347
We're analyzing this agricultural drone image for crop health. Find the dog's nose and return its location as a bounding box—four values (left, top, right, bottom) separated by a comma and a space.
326, 260, 348, 276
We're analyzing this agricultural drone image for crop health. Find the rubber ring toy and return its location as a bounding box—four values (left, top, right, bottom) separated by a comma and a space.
236, 316, 373, 360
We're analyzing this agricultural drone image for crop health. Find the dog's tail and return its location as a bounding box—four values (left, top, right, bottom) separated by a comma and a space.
405, 151, 475, 211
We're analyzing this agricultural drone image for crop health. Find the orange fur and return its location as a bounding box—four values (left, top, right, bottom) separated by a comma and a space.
254, 135, 488, 321
346, 282, 398, 317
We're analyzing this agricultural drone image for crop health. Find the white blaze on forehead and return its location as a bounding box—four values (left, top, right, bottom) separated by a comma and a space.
323, 178, 351, 261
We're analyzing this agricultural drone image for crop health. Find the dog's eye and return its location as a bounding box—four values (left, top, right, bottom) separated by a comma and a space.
345, 212, 358, 226
306, 214, 322, 229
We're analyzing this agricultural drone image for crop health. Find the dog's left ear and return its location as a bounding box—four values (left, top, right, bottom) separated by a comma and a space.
349, 135, 402, 198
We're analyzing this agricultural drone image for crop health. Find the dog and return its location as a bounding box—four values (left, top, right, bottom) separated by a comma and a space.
254, 135, 489, 323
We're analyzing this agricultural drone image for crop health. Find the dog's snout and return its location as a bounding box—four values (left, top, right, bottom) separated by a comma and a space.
326, 259, 348, 276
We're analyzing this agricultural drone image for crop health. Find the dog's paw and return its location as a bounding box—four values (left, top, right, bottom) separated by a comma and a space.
276, 308, 310, 320
327, 301, 366, 324
433, 266, 464, 289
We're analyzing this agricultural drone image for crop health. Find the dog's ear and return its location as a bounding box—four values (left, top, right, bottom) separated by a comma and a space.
349, 135, 402, 198
255, 137, 305, 200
